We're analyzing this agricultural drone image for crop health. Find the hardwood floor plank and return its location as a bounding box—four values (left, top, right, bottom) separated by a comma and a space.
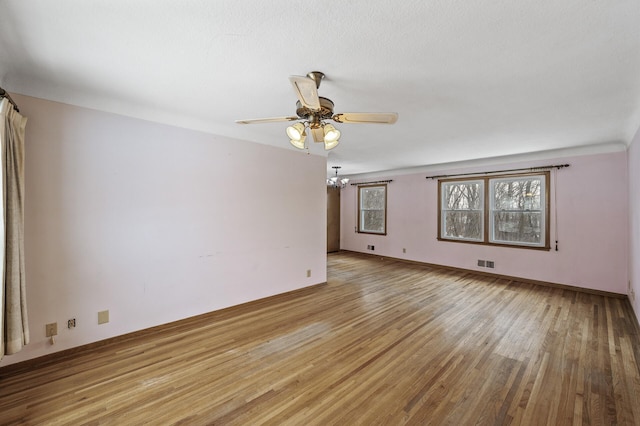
1, 252, 639, 425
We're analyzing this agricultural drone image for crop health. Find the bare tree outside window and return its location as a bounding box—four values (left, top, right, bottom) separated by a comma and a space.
438, 172, 549, 250
441, 180, 483, 241
490, 177, 544, 245
359, 185, 387, 234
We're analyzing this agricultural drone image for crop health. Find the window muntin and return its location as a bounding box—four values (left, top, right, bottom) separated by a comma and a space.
441, 180, 484, 242
358, 185, 387, 234
438, 172, 550, 250
489, 176, 545, 247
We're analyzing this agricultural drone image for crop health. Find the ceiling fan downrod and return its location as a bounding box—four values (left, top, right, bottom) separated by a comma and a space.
307, 71, 324, 89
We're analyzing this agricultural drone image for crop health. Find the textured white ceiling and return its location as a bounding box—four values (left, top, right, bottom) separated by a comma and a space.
1, 0, 639, 176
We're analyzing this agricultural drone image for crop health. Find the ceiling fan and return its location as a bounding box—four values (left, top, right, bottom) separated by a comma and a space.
236, 71, 398, 150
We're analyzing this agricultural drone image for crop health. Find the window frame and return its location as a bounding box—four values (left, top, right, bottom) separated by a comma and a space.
437, 172, 550, 250
358, 184, 387, 235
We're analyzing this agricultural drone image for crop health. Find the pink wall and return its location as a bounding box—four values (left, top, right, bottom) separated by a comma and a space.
629, 126, 640, 320
0, 95, 327, 367
342, 151, 629, 294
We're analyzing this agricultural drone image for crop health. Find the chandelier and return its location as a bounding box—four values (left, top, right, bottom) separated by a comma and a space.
327, 166, 349, 189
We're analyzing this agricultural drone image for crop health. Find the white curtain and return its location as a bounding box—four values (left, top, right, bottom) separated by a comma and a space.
0, 97, 29, 360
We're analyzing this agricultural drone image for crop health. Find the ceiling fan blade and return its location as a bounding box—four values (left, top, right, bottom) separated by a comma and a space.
333, 112, 398, 124
289, 75, 321, 110
235, 116, 299, 124
310, 127, 324, 143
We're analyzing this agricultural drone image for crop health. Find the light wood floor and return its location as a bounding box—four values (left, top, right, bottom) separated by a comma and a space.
1, 252, 639, 425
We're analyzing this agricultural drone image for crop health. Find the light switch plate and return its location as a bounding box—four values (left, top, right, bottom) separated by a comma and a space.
45, 322, 57, 337
98, 310, 109, 325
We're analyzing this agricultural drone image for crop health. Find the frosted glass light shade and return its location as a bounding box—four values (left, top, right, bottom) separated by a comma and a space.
323, 124, 340, 143
290, 138, 306, 149
324, 138, 339, 150
286, 123, 306, 141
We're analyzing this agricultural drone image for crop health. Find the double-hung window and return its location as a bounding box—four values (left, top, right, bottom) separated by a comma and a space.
489, 176, 546, 247
438, 172, 549, 249
358, 184, 387, 235
440, 180, 484, 242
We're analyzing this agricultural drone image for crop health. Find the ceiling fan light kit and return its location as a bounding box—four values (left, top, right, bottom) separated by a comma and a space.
236, 71, 398, 151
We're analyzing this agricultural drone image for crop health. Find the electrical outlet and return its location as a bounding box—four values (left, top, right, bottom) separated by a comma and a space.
67, 318, 76, 329
306, 269, 311, 278
486, 261, 495, 268
477, 260, 486, 267
45, 322, 57, 337
403, 248, 406, 253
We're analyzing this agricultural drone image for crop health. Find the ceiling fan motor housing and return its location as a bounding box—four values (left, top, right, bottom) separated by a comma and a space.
296, 97, 335, 128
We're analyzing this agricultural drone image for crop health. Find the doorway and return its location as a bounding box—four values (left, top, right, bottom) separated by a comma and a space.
327, 187, 340, 252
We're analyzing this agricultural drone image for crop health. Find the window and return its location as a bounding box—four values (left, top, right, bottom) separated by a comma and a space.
358, 184, 387, 234
489, 176, 545, 246
438, 173, 549, 249
441, 180, 484, 242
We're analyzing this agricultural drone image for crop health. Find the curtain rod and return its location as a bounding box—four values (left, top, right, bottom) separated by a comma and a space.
0, 87, 19, 112
425, 164, 570, 180
350, 179, 393, 186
